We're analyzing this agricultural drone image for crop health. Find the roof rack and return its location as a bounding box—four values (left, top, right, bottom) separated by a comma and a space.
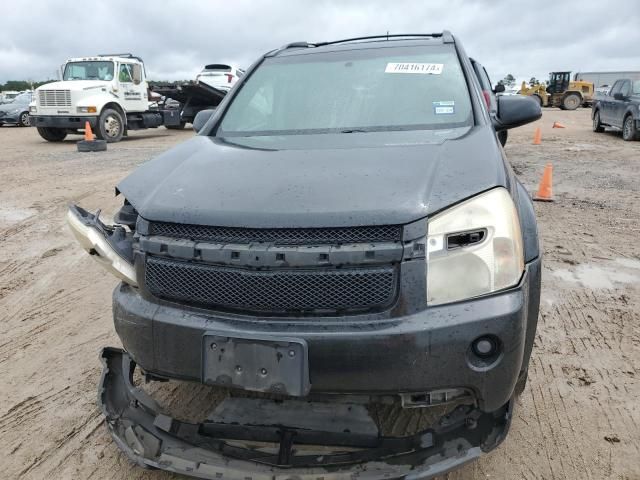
314, 31, 454, 47
265, 42, 315, 57
266, 32, 453, 57
98, 53, 145, 63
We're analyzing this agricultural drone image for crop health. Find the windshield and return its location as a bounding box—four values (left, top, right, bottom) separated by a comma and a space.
12, 92, 32, 103
218, 45, 473, 136
63, 61, 114, 81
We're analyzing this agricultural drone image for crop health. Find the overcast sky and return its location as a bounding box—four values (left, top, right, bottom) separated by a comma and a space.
2, 0, 639, 85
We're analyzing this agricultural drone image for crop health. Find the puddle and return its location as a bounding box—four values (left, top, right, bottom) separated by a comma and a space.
552, 259, 640, 289
0, 206, 35, 225
615, 258, 640, 270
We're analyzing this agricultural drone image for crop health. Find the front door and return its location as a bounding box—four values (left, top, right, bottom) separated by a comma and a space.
602, 81, 622, 124
611, 80, 631, 128
117, 62, 147, 113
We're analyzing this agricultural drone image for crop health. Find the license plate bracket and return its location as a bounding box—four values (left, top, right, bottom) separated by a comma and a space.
202, 332, 310, 397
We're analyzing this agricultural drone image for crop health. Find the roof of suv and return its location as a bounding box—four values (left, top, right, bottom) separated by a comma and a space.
269, 32, 455, 57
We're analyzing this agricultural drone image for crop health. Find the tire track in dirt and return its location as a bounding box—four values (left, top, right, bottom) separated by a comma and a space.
0, 283, 98, 364
0, 386, 72, 433
17, 411, 104, 478
0, 189, 95, 243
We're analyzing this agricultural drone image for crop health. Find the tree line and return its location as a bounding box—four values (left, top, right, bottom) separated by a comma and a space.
498, 74, 543, 88
0, 80, 55, 92
1, 79, 194, 92
5, 76, 544, 92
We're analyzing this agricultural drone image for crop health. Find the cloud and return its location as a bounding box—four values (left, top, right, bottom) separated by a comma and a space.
1, 0, 639, 84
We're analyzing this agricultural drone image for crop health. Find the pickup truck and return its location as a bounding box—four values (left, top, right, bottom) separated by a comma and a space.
592, 79, 640, 141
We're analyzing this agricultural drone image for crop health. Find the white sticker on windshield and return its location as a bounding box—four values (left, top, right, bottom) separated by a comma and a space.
433, 101, 455, 114
385, 63, 444, 74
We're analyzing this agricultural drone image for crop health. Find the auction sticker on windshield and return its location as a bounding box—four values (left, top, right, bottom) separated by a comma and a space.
385, 63, 443, 74
433, 101, 455, 114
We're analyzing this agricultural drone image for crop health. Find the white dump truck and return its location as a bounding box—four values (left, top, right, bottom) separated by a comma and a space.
29, 53, 226, 143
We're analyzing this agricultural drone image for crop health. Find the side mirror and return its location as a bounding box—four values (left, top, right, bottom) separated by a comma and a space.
613, 92, 625, 100
494, 84, 505, 93
493, 95, 541, 131
132, 64, 143, 85
192, 109, 216, 133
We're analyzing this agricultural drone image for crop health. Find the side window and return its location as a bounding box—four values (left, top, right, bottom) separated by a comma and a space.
609, 81, 622, 96
119, 64, 133, 83
619, 81, 631, 97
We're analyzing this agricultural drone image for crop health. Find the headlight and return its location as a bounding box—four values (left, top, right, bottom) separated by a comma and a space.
66, 205, 137, 286
29, 106, 37, 114
426, 187, 524, 305
77, 106, 97, 113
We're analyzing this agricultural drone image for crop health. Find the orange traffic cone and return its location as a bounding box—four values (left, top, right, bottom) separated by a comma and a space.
534, 163, 553, 202
84, 121, 95, 141
552, 122, 566, 129
533, 127, 542, 145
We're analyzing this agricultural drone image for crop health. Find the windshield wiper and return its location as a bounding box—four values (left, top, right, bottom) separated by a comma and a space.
340, 129, 369, 133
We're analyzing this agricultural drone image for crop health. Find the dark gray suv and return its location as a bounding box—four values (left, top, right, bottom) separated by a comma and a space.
69, 31, 542, 479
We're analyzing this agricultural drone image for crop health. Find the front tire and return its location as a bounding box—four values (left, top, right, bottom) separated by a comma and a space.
96, 108, 125, 143
622, 115, 639, 141
562, 93, 581, 111
18, 112, 30, 127
592, 110, 604, 132
37, 127, 67, 142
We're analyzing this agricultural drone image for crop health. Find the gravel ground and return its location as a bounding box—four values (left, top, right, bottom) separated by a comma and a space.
0, 111, 638, 479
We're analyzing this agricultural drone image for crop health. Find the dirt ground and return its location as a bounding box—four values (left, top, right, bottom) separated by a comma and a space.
1, 110, 639, 480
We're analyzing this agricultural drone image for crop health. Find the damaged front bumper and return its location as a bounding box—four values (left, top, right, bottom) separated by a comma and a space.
66, 205, 137, 286
99, 347, 514, 480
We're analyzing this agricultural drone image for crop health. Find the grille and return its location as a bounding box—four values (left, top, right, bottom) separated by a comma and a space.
38, 90, 71, 107
145, 257, 398, 314
149, 222, 402, 245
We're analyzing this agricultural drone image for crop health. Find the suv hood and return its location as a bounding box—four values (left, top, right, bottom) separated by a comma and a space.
117, 127, 508, 228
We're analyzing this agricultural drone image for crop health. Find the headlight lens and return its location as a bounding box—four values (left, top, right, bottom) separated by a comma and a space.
426, 187, 524, 305
66, 207, 137, 287
77, 106, 97, 113
29, 105, 37, 113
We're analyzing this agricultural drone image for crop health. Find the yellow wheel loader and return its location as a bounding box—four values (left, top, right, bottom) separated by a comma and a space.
520, 72, 594, 110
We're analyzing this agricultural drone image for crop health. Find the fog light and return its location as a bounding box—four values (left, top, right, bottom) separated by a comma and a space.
472, 336, 497, 358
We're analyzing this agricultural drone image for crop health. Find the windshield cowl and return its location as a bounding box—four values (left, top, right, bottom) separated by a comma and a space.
216, 126, 472, 151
